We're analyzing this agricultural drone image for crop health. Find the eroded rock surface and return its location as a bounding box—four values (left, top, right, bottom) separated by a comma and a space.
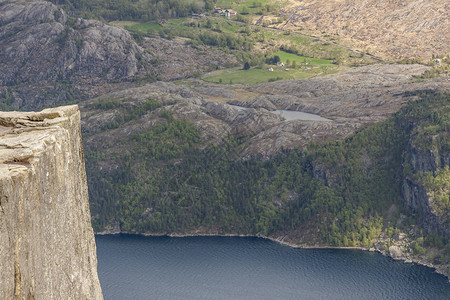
0, 105, 103, 299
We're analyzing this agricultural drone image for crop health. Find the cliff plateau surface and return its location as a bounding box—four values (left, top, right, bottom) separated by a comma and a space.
0, 105, 103, 299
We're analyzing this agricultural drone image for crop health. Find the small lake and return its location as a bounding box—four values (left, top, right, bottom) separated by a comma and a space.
229, 105, 330, 121
96, 235, 450, 300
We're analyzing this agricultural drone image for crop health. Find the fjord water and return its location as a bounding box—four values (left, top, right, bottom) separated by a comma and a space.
96, 235, 450, 300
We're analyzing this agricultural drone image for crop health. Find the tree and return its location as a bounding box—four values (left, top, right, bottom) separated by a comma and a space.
269, 55, 280, 65
243, 62, 250, 70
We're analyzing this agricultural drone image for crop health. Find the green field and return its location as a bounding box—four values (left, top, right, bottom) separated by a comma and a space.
215, 0, 288, 14
204, 66, 338, 85
264, 31, 351, 62
274, 51, 333, 65
204, 49, 339, 85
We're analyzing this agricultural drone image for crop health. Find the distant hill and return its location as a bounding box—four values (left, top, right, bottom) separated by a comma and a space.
279, 0, 449, 60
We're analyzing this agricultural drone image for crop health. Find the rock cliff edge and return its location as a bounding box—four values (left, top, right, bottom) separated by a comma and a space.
0, 105, 103, 299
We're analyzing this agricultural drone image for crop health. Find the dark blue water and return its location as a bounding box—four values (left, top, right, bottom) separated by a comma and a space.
96, 235, 450, 300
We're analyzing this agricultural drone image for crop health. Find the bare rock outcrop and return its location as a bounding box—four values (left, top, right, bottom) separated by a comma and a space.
0, 106, 103, 299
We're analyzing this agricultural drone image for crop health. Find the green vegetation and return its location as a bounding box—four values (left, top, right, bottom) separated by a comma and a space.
410, 233, 450, 267
88, 98, 121, 110
273, 34, 351, 64
418, 166, 450, 222
204, 50, 337, 84
411, 239, 426, 255
51, 0, 376, 86
407, 89, 450, 152
0, 89, 17, 111
204, 65, 337, 84
215, 0, 286, 16
104, 12, 375, 74
409, 56, 450, 80
85, 90, 449, 251
86, 114, 203, 231
86, 98, 165, 133
274, 51, 333, 66
51, 0, 288, 22
122, 22, 163, 35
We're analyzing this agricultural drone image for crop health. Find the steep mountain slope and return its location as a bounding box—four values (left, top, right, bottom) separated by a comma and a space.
280, 0, 449, 60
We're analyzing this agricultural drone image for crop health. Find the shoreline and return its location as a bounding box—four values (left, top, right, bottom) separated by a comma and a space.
95, 230, 449, 282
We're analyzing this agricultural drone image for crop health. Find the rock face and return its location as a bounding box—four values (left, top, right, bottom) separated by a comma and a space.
403, 139, 450, 241
0, 0, 145, 84
388, 246, 403, 260
0, 0, 149, 109
0, 106, 103, 299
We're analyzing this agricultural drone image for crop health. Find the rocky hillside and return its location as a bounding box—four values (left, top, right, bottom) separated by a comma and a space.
280, 0, 449, 60
83, 64, 445, 160
80, 64, 449, 225
143, 37, 238, 81
1, 0, 448, 282
0, 106, 103, 299
0, 0, 150, 109
0, 0, 235, 110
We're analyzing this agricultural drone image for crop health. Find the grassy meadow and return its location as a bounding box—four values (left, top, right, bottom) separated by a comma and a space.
203, 65, 338, 85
